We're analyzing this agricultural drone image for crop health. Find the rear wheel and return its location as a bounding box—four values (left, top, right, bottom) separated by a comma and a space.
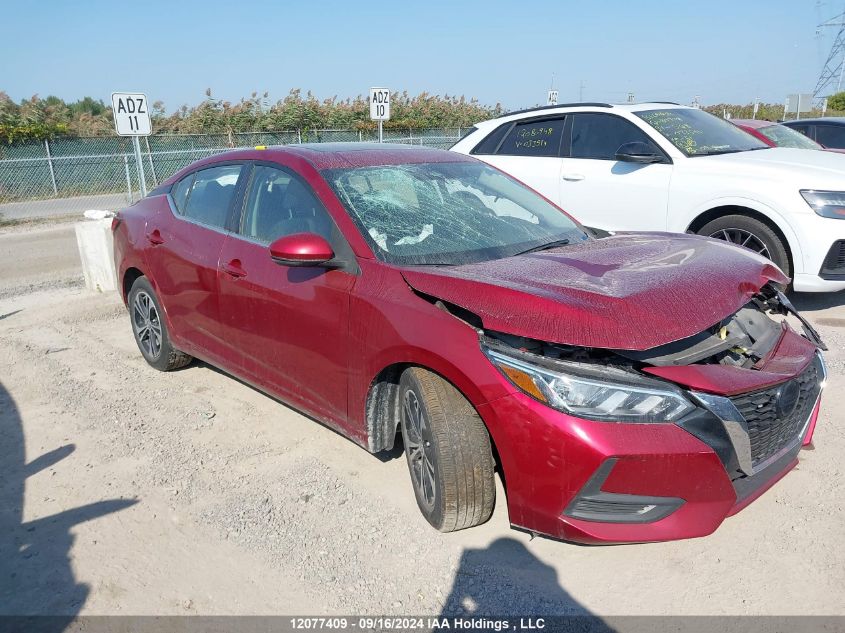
128, 277, 192, 371
398, 367, 495, 532
697, 214, 792, 278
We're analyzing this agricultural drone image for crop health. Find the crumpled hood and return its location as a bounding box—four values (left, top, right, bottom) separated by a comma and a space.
401, 233, 788, 351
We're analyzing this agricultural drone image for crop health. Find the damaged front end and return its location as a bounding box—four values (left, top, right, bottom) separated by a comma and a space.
480, 283, 827, 493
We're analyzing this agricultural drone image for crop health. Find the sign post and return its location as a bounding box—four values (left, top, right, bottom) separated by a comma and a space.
369, 87, 390, 143
111, 92, 152, 198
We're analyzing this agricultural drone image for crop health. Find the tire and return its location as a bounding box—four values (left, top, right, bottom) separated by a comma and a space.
398, 367, 495, 532
127, 277, 192, 372
697, 214, 792, 279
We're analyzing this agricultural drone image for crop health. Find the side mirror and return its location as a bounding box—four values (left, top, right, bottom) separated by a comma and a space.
268, 233, 335, 267
615, 141, 665, 164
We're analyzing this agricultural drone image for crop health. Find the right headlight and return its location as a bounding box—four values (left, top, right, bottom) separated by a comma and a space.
484, 346, 695, 423
800, 190, 845, 219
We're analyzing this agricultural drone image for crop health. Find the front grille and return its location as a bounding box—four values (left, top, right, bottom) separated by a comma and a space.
730, 355, 823, 468
821, 240, 845, 277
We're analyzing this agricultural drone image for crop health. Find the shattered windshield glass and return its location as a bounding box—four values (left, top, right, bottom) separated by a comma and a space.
323, 161, 589, 265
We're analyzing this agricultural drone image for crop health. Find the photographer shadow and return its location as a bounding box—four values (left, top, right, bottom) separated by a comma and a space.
0, 380, 137, 630
441, 537, 615, 632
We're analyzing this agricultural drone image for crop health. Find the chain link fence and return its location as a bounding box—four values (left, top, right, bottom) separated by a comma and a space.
0, 128, 465, 220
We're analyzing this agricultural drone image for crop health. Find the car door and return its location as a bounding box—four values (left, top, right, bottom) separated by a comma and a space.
217, 162, 356, 425
143, 162, 246, 362
471, 117, 566, 206
559, 113, 673, 231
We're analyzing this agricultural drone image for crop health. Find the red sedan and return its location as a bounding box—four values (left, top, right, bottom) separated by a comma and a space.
732, 118, 845, 153
113, 144, 826, 544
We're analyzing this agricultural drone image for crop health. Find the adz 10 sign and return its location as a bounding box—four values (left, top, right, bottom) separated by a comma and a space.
370, 88, 390, 121
112, 92, 152, 136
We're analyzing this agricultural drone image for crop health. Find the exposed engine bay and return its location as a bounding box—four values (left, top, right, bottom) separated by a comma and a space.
479, 284, 826, 371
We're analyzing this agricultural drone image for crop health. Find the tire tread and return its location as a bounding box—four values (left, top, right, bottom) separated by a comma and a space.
404, 367, 495, 532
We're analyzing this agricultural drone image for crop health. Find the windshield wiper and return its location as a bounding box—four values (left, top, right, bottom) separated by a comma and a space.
514, 238, 571, 256
694, 147, 768, 157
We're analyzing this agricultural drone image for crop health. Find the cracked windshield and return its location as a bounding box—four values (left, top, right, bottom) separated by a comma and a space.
324, 161, 588, 265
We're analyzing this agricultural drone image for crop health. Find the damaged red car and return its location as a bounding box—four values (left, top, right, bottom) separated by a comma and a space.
113, 144, 827, 544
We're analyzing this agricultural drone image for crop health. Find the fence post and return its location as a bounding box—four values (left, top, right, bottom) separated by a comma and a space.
144, 136, 159, 186
44, 139, 58, 196
123, 155, 133, 204
297, 129, 302, 144
358, 130, 362, 142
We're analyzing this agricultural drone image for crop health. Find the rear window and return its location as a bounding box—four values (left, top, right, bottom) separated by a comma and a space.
471, 123, 511, 154
170, 173, 194, 214
495, 118, 566, 157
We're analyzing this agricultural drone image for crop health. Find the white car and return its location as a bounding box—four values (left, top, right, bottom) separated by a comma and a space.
451, 102, 845, 292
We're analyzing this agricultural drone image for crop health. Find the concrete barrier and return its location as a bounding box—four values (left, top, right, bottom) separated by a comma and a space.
75, 217, 117, 292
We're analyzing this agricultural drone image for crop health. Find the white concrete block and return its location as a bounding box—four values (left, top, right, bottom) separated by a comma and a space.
75, 218, 118, 292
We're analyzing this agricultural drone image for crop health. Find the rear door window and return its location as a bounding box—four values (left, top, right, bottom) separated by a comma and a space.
495, 118, 566, 157
569, 113, 659, 160
182, 165, 243, 229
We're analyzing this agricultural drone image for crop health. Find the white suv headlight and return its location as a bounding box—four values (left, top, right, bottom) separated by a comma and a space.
484, 346, 695, 423
800, 190, 845, 219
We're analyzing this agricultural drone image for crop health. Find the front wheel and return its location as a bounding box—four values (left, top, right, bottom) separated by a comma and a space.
399, 368, 495, 532
697, 214, 792, 279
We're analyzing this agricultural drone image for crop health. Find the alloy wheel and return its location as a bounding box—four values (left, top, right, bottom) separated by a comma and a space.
709, 228, 771, 259
132, 291, 163, 359
403, 389, 436, 510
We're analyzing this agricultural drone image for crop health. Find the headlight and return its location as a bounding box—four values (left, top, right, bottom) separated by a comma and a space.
484, 347, 695, 423
800, 190, 845, 219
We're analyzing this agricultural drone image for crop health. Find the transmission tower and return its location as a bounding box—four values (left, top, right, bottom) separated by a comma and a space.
814, 10, 845, 97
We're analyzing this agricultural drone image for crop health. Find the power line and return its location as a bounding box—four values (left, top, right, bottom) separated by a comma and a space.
813, 9, 845, 97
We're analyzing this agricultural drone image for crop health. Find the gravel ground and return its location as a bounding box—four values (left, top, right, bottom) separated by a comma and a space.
1, 220, 844, 619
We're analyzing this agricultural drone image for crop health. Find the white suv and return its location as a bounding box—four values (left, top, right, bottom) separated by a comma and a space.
451, 102, 845, 292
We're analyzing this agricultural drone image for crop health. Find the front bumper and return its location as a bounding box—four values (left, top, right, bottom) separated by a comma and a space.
785, 213, 845, 292
478, 353, 825, 544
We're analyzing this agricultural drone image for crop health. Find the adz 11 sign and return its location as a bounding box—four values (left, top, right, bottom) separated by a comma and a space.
370, 88, 390, 121
112, 92, 152, 136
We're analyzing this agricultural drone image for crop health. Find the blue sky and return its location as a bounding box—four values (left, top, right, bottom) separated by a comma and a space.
0, 0, 836, 111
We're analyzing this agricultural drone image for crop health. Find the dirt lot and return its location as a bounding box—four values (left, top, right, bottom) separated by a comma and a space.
1, 220, 844, 619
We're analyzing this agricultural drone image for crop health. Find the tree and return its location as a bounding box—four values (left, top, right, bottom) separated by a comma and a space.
827, 91, 845, 111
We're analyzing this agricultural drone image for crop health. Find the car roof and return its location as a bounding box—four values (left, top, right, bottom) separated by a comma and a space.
782, 117, 845, 125
730, 119, 776, 129
479, 102, 689, 127
218, 142, 475, 170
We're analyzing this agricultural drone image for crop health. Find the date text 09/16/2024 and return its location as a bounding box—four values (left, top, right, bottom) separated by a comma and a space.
289, 617, 547, 631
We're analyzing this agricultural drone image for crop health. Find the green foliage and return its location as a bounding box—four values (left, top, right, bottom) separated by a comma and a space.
826, 91, 845, 111
702, 102, 845, 121
0, 89, 504, 143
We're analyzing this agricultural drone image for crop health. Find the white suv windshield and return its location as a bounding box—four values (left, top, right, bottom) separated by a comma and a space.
637, 108, 769, 157
323, 161, 588, 266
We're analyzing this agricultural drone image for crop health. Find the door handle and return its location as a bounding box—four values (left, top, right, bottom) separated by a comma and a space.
562, 173, 585, 181
221, 259, 247, 279
146, 229, 165, 245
